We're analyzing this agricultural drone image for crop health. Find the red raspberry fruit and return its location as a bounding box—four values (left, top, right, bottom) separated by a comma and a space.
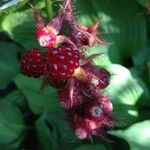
45, 46, 80, 80
20, 49, 45, 78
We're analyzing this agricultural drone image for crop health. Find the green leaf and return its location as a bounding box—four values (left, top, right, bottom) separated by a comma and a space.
136, 0, 148, 8
2, 11, 40, 50
74, 144, 107, 150
0, 100, 25, 147
147, 57, 150, 83
109, 120, 150, 150
139, 110, 150, 121
130, 68, 150, 107
36, 111, 78, 150
0, 42, 19, 89
14, 74, 60, 114
105, 64, 146, 126
0, 136, 24, 150
46, 111, 78, 144
0, 90, 27, 108
132, 48, 149, 67
76, 0, 147, 63
35, 112, 60, 150
0, 0, 29, 16
106, 65, 149, 106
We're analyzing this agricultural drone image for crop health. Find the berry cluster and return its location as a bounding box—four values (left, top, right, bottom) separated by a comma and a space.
20, 0, 115, 140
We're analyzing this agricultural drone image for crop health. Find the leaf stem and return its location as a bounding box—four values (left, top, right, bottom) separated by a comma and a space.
45, 0, 53, 19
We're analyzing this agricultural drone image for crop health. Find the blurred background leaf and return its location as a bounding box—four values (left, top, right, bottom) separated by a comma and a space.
36, 110, 80, 150
105, 64, 141, 127
2, 11, 39, 50
109, 120, 150, 150
0, 42, 19, 89
0, 100, 26, 149
74, 144, 107, 150
136, 0, 148, 8
0, 0, 29, 16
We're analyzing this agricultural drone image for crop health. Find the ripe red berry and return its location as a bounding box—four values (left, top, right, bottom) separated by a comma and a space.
45, 46, 80, 80
20, 49, 45, 78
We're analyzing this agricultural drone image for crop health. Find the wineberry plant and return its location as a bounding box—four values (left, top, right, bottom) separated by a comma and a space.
0, 0, 150, 150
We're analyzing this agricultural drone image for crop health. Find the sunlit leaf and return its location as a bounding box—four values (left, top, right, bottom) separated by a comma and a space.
105, 64, 147, 126
109, 120, 150, 150
2, 11, 40, 50
0, 0, 29, 15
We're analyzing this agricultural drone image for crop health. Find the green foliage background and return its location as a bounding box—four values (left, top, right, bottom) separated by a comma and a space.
0, 0, 150, 149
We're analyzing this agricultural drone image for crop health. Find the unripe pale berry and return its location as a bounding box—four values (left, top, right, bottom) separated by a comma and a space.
36, 27, 57, 48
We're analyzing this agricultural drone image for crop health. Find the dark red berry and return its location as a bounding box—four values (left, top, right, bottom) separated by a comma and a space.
45, 46, 80, 80
20, 49, 45, 78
